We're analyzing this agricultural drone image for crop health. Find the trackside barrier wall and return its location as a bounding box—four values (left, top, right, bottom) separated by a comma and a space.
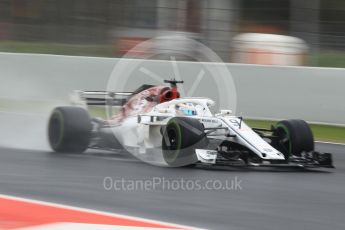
0, 52, 344, 125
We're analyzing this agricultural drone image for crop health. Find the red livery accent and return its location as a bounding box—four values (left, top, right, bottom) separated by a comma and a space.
0, 195, 187, 229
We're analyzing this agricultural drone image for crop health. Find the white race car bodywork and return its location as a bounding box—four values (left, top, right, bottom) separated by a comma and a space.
49, 82, 332, 168
107, 97, 285, 164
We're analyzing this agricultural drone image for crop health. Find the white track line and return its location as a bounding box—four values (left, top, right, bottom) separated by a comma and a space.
20, 223, 180, 230
315, 141, 345, 146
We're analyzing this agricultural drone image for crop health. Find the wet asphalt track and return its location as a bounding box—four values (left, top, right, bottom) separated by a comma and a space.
0, 143, 344, 230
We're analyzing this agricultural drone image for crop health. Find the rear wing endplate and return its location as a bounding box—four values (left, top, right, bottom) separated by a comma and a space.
70, 90, 132, 108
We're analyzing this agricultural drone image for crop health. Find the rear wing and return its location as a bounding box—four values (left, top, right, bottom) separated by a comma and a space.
70, 90, 132, 108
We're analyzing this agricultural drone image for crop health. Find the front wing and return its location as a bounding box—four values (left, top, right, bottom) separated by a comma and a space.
195, 149, 334, 169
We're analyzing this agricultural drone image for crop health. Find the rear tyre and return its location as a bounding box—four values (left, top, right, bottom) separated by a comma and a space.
162, 117, 207, 167
272, 119, 314, 159
48, 106, 92, 153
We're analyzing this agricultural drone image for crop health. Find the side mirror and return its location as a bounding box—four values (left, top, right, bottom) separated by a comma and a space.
220, 109, 232, 115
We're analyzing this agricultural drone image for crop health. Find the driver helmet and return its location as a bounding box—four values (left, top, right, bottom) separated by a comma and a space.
175, 103, 196, 116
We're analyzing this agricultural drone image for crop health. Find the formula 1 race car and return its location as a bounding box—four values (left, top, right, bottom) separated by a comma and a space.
48, 80, 334, 168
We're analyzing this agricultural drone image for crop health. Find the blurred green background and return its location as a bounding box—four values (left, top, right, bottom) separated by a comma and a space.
0, 0, 344, 67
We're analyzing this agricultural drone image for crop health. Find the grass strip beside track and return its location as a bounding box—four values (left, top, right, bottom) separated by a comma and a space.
1, 41, 345, 67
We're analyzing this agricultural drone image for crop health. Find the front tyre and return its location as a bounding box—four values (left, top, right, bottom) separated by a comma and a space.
272, 119, 314, 159
162, 117, 207, 167
48, 106, 92, 153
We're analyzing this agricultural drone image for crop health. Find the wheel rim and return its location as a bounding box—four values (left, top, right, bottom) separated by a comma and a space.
163, 122, 182, 163
167, 128, 178, 150
274, 125, 292, 157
